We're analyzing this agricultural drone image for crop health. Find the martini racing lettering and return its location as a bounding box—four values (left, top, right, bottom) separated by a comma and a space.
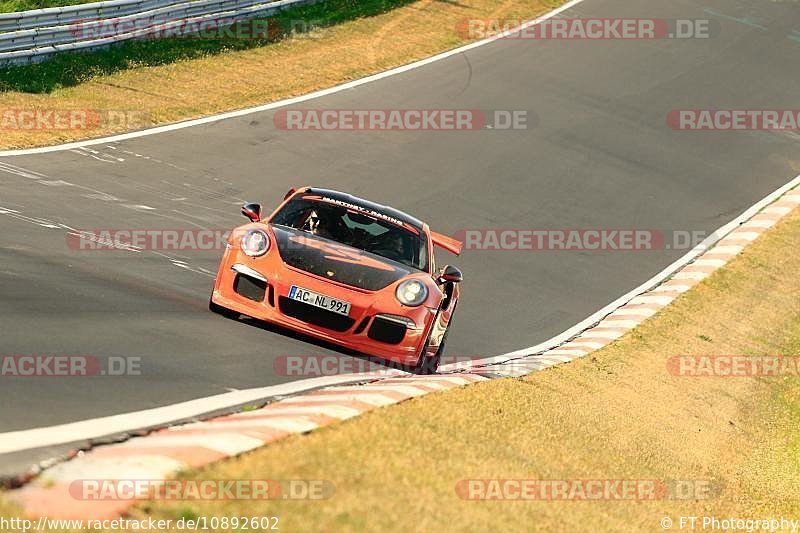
316, 196, 405, 227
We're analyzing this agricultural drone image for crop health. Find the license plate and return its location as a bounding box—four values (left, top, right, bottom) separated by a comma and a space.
288, 285, 351, 316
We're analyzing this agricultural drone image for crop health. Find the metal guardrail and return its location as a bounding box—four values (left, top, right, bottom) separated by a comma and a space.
0, 0, 174, 32
0, 0, 318, 67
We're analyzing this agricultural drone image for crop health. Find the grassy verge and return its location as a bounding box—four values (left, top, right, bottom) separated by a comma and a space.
0, 0, 419, 93
126, 209, 800, 532
3, 204, 798, 531
138, 209, 800, 531
0, 0, 86, 12
0, 0, 563, 149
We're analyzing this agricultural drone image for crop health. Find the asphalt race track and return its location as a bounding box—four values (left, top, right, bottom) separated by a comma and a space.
1, 0, 799, 471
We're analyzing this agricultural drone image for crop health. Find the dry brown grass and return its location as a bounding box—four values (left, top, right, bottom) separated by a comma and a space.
0, 0, 561, 149
104, 208, 799, 531
1, 207, 798, 530
1, 205, 798, 530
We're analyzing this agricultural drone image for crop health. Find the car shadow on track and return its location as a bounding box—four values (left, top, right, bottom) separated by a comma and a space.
217, 312, 421, 376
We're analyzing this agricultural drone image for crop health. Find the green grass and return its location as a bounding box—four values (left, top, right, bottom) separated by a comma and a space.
0, 0, 414, 93
0, 0, 562, 149
0, 0, 88, 13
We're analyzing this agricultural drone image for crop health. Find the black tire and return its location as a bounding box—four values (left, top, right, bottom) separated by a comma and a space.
209, 298, 240, 320
412, 304, 456, 375
412, 345, 441, 375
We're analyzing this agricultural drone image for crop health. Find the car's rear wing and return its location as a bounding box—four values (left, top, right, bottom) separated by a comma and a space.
430, 231, 463, 256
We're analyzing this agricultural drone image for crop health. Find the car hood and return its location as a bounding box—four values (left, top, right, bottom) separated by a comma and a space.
270, 225, 414, 291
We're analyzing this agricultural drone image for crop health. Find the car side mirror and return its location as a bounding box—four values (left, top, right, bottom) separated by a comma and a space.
438, 265, 463, 284
241, 203, 262, 223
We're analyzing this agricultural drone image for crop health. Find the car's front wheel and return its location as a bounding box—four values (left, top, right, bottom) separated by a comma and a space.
412, 305, 456, 375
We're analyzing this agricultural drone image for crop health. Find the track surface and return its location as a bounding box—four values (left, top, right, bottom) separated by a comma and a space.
1, 0, 798, 440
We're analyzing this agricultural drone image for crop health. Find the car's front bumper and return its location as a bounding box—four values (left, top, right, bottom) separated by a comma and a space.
211, 245, 437, 366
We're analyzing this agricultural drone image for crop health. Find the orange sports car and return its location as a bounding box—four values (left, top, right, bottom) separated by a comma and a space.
209, 187, 464, 373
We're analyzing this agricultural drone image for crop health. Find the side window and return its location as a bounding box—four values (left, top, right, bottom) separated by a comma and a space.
419, 237, 429, 273
425, 234, 433, 273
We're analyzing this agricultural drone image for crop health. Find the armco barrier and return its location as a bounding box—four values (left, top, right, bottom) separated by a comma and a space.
0, 0, 319, 67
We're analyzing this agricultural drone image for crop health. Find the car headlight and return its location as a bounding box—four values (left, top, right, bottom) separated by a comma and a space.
241, 229, 270, 257
395, 279, 428, 306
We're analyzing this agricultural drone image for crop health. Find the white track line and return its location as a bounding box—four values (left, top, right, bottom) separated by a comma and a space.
439, 172, 800, 370
1, 0, 797, 458
0, 0, 589, 456
5, 163, 795, 456
0, 0, 587, 157
0, 372, 399, 455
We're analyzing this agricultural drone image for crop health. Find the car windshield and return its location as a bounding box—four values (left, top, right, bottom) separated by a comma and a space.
271, 196, 429, 271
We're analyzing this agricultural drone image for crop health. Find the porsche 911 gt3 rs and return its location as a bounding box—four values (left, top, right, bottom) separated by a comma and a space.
210, 187, 463, 373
